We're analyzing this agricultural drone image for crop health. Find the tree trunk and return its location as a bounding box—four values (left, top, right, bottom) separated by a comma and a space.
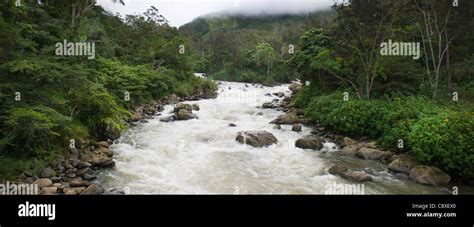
446, 30, 452, 90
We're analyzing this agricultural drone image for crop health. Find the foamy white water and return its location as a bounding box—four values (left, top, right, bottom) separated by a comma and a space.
99, 81, 449, 194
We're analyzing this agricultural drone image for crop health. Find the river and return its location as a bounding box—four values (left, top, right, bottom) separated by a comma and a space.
98, 81, 452, 194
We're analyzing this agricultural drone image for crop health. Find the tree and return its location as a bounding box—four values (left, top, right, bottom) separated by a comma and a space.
290, 29, 361, 99
332, 0, 404, 99
414, 0, 455, 98
248, 42, 277, 79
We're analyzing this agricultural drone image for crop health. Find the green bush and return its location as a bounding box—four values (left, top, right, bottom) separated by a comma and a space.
409, 111, 474, 177
292, 85, 323, 108
377, 97, 441, 152
304, 92, 344, 125
325, 99, 387, 138
2, 107, 66, 156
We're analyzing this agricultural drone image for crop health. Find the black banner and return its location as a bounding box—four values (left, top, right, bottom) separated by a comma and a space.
0, 195, 472, 226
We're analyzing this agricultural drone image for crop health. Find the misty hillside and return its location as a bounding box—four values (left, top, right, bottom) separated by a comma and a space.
179, 11, 335, 83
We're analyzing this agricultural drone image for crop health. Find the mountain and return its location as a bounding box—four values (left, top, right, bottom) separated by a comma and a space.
179, 11, 335, 83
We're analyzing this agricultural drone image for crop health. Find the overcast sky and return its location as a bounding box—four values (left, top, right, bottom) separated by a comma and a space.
97, 0, 337, 27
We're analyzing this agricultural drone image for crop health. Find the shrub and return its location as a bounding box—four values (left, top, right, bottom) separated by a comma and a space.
304, 92, 344, 125
325, 99, 387, 138
2, 107, 65, 156
377, 97, 441, 152
409, 111, 474, 177
292, 85, 323, 108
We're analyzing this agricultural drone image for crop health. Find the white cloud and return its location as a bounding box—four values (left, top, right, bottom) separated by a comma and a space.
97, 0, 336, 27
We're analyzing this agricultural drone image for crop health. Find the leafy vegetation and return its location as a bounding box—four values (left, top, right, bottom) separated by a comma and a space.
180, 12, 336, 83
289, 0, 474, 179
0, 1, 215, 179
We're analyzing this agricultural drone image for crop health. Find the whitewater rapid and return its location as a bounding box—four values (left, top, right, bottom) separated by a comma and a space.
98, 81, 449, 194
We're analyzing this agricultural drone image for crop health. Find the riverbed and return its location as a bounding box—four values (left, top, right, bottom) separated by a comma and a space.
98, 81, 452, 194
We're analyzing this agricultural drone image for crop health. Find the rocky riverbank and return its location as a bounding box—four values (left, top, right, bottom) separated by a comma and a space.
4, 88, 218, 195
263, 83, 454, 188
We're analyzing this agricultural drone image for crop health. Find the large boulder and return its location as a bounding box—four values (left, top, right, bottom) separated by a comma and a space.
174, 103, 193, 113
236, 131, 278, 148
39, 187, 58, 195
174, 109, 198, 121
262, 102, 274, 109
409, 165, 451, 186
295, 136, 323, 150
269, 114, 300, 125
33, 178, 53, 189
80, 184, 104, 195
356, 147, 393, 162
328, 165, 373, 182
388, 153, 420, 174
84, 149, 115, 168
341, 145, 360, 157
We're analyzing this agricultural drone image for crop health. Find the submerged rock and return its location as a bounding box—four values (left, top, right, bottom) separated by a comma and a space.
236, 131, 278, 147
159, 116, 175, 122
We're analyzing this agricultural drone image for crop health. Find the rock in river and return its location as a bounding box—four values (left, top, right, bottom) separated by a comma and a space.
388, 153, 419, 174
269, 114, 300, 125
409, 165, 451, 186
356, 147, 393, 162
291, 124, 302, 132
174, 109, 198, 121
295, 135, 323, 150
328, 165, 373, 182
262, 102, 274, 109
236, 131, 277, 147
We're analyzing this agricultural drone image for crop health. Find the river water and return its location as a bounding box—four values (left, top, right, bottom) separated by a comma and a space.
98, 81, 452, 194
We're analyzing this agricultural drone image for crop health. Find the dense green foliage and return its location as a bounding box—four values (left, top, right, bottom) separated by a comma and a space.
180, 12, 335, 83
302, 94, 474, 177
0, 1, 215, 179
290, 0, 474, 178
409, 112, 474, 177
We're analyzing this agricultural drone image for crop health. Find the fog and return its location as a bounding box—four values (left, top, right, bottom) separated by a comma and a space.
97, 0, 339, 27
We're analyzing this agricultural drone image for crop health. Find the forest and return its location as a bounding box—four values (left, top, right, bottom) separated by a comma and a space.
0, 0, 215, 179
